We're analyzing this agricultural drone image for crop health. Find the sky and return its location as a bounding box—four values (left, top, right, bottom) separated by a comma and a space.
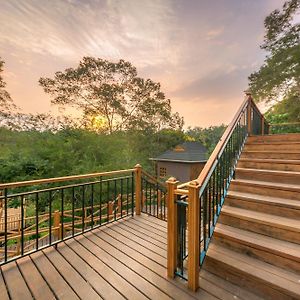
0, 0, 285, 128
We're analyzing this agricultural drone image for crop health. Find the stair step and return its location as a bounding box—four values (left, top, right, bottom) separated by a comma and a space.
213, 224, 300, 274
244, 142, 300, 151
204, 243, 300, 300
247, 133, 300, 143
235, 167, 300, 185
241, 151, 300, 160
226, 191, 300, 219
238, 158, 300, 172
219, 206, 300, 243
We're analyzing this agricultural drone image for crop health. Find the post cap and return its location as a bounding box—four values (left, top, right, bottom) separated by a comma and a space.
244, 89, 252, 96
188, 180, 200, 188
134, 164, 142, 168
166, 177, 178, 184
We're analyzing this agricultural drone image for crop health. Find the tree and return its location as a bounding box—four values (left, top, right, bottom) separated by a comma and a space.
39, 57, 184, 133
185, 125, 227, 154
249, 0, 300, 122
0, 58, 18, 128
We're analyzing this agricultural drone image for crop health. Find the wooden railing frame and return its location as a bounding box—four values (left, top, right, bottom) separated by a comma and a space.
166, 93, 269, 291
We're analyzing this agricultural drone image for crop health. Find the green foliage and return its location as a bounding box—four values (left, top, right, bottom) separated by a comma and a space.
249, 0, 300, 123
185, 125, 227, 154
0, 57, 18, 128
39, 57, 184, 133
0, 128, 186, 183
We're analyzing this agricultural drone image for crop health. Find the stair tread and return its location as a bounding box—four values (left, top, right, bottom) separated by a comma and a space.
232, 178, 300, 191
227, 191, 300, 209
200, 270, 265, 300
236, 167, 300, 176
221, 206, 300, 232
206, 244, 300, 295
247, 141, 300, 145
214, 223, 300, 261
239, 158, 300, 165
243, 150, 300, 154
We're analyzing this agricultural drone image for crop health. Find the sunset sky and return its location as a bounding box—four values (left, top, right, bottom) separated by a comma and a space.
0, 0, 285, 128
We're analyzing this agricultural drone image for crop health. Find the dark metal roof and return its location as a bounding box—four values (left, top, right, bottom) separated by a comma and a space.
150, 142, 207, 163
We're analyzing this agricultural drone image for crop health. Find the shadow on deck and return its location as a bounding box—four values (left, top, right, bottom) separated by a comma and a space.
0, 214, 260, 300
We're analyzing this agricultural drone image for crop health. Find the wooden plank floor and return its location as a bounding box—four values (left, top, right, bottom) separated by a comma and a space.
0, 214, 263, 300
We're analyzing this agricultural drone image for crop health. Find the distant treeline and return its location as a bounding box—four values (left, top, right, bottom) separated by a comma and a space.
0, 126, 226, 183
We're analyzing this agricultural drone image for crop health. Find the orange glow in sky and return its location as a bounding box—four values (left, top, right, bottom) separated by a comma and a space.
0, 0, 285, 128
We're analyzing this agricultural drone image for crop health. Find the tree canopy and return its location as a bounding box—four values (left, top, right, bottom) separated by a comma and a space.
248, 0, 300, 122
0, 58, 18, 128
39, 57, 183, 133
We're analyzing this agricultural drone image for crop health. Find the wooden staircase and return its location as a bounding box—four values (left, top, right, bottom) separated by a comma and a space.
203, 133, 300, 300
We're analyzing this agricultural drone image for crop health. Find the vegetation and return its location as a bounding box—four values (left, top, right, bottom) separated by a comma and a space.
249, 0, 300, 124
39, 57, 183, 133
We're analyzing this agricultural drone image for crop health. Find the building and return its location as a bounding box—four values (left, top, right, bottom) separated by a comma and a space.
150, 141, 208, 182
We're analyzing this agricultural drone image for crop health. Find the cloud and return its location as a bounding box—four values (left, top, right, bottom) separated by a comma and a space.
0, 0, 179, 68
205, 27, 224, 40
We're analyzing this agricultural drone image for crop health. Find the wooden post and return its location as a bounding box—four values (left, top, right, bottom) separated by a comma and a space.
134, 164, 142, 215
53, 210, 61, 240
261, 116, 265, 135
187, 180, 200, 291
245, 90, 252, 135
166, 177, 179, 278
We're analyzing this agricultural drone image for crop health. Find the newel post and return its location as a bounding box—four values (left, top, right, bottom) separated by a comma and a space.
187, 180, 200, 291
134, 164, 142, 215
166, 177, 179, 278
245, 90, 252, 135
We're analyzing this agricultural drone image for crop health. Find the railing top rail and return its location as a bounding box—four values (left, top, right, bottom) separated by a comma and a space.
141, 169, 166, 188
0, 168, 135, 189
195, 96, 249, 186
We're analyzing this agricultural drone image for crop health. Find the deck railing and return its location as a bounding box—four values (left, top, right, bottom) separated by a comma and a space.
166, 93, 268, 290
0, 164, 167, 265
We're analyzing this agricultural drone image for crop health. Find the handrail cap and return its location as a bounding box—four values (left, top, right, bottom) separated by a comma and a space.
166, 177, 178, 184
244, 89, 252, 96
188, 180, 200, 188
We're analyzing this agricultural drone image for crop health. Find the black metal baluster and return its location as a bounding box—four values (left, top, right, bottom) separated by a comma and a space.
120, 178, 123, 218
126, 177, 129, 216
4, 188, 7, 262
36, 192, 39, 250
49, 191, 52, 245
114, 179, 117, 221
72, 187, 75, 236
149, 182, 152, 216
21, 195, 24, 256
61, 189, 64, 239
156, 184, 159, 218
99, 176, 102, 225
145, 180, 148, 214
82, 186, 85, 232
131, 172, 134, 216
91, 184, 94, 229
107, 181, 110, 223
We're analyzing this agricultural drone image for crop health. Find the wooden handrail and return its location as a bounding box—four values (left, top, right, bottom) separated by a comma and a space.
196, 96, 249, 185
0, 169, 135, 189
141, 169, 166, 188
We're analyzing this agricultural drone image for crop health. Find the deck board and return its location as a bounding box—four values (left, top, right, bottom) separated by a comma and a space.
0, 214, 262, 300
17, 256, 55, 300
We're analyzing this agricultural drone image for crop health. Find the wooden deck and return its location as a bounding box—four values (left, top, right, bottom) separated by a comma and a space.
0, 214, 262, 300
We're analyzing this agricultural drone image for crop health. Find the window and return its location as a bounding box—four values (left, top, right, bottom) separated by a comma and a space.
159, 167, 167, 177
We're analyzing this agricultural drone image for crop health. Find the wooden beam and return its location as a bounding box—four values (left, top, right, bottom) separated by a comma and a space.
187, 180, 200, 291
166, 177, 178, 278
